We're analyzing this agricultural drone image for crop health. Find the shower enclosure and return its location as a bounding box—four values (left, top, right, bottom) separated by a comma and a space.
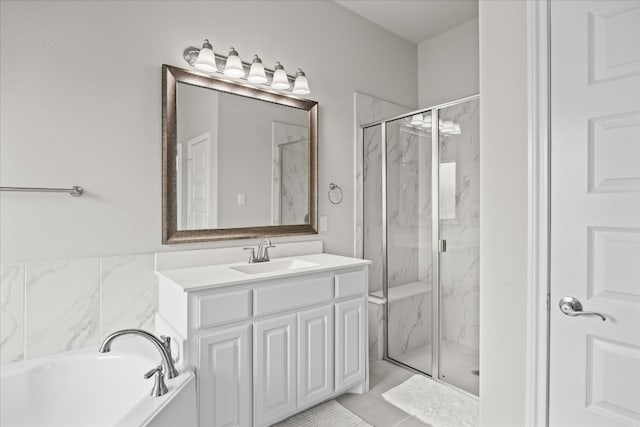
363, 95, 479, 396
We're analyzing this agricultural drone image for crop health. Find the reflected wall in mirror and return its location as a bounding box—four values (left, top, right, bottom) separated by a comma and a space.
163, 65, 318, 244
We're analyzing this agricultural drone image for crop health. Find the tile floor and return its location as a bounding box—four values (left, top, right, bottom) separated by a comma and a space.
335, 359, 431, 427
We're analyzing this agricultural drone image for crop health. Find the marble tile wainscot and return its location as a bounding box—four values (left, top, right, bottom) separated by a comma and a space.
0, 253, 157, 364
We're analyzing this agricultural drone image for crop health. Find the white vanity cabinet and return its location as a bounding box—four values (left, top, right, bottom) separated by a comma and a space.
197, 325, 252, 427
156, 254, 369, 427
297, 305, 334, 408
335, 297, 366, 391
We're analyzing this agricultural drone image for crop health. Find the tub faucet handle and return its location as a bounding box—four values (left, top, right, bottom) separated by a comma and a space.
144, 365, 168, 397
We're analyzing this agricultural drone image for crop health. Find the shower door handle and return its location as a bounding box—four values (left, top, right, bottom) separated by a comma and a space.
558, 296, 606, 321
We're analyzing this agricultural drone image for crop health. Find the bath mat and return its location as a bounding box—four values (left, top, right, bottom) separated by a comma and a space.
382, 374, 479, 427
274, 399, 372, 427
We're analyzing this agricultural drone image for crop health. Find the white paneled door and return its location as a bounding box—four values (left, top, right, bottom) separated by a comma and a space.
550, 1, 640, 426
187, 133, 211, 229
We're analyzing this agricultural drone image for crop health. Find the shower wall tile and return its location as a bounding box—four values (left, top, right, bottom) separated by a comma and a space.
368, 301, 384, 361
387, 290, 431, 359
100, 254, 157, 338
25, 258, 100, 359
439, 99, 480, 350
363, 125, 384, 293
1, 263, 24, 364
355, 92, 411, 263
418, 132, 433, 283
386, 126, 420, 288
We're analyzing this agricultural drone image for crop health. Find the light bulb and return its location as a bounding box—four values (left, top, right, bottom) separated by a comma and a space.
248, 55, 268, 84
194, 39, 217, 72
410, 114, 424, 126
292, 68, 310, 95
271, 62, 290, 90
223, 47, 245, 78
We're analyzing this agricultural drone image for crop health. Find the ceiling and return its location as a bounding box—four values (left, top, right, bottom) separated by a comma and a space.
334, 0, 478, 44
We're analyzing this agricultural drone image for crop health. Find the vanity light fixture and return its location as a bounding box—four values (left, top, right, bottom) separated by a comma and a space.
193, 39, 217, 72
248, 55, 268, 84
183, 39, 311, 95
292, 68, 311, 95
271, 62, 290, 90
223, 47, 245, 78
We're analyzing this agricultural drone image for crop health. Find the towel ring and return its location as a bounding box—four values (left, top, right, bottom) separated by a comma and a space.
328, 182, 343, 205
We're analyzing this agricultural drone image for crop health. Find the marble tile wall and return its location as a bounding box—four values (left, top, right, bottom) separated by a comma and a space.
417, 125, 433, 285
272, 122, 309, 225
385, 123, 433, 358
387, 291, 432, 360
355, 92, 411, 262
1, 264, 24, 363
438, 99, 480, 351
363, 125, 384, 293
280, 141, 309, 224
386, 124, 427, 289
368, 301, 384, 361
0, 253, 157, 364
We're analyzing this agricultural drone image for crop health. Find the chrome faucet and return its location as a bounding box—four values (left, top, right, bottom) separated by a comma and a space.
243, 238, 276, 263
98, 329, 179, 379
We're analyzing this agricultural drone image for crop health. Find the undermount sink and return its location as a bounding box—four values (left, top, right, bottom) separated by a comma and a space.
230, 259, 319, 275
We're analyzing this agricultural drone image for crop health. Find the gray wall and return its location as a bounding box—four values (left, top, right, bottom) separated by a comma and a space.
0, 0, 418, 263
216, 94, 307, 228
418, 18, 479, 108
479, 1, 528, 426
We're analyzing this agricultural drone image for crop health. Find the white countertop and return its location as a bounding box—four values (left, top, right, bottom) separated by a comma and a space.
156, 253, 371, 292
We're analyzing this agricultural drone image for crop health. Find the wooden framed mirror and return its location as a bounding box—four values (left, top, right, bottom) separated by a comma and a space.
162, 65, 318, 243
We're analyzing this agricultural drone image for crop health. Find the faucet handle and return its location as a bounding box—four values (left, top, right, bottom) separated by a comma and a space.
263, 245, 276, 262
144, 364, 163, 379
144, 365, 168, 397
243, 247, 256, 263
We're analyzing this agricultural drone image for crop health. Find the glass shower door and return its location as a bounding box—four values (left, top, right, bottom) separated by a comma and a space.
385, 112, 433, 375
437, 98, 480, 395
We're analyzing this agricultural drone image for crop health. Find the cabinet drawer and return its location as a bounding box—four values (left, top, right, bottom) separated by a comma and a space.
195, 289, 252, 329
335, 270, 367, 299
254, 275, 333, 316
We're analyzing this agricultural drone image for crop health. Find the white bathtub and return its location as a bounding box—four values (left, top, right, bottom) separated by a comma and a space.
0, 336, 196, 427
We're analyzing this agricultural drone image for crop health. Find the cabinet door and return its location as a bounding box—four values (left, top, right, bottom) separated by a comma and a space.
335, 297, 366, 391
197, 324, 251, 427
298, 305, 334, 408
254, 314, 297, 427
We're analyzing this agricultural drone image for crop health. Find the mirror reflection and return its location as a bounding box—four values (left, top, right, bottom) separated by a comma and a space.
176, 82, 310, 231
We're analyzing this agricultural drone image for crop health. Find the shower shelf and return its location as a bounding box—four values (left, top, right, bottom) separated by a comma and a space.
371, 280, 431, 303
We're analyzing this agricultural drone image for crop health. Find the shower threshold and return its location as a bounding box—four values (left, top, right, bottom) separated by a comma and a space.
387, 340, 479, 396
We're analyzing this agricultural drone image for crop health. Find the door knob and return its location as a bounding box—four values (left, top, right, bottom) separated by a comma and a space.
559, 296, 606, 321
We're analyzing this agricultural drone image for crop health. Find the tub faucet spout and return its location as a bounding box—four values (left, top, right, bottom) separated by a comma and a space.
98, 329, 179, 379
